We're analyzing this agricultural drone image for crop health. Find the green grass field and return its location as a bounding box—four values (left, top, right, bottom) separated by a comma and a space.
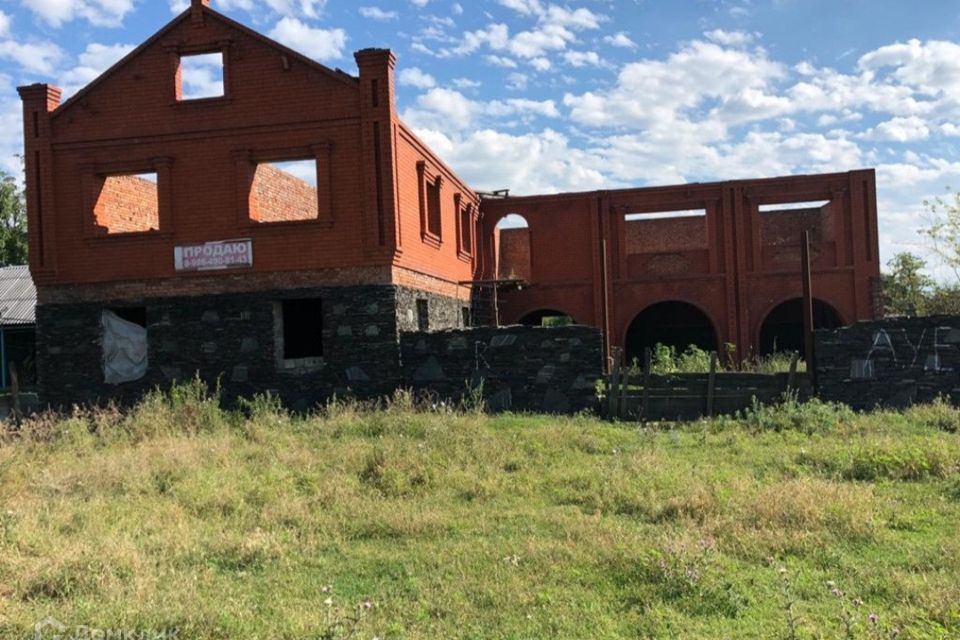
1, 383, 958, 639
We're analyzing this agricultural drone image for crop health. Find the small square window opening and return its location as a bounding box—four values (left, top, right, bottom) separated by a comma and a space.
179, 52, 225, 101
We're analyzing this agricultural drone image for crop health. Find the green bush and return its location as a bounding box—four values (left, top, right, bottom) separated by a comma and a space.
905, 396, 960, 433
735, 391, 855, 435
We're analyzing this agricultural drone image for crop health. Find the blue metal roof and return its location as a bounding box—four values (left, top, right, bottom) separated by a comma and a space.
0, 265, 35, 326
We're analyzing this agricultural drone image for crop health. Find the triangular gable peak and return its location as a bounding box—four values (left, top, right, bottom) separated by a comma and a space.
51, 1, 363, 141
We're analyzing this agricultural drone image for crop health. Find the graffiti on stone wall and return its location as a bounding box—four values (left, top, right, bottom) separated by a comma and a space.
857, 326, 958, 377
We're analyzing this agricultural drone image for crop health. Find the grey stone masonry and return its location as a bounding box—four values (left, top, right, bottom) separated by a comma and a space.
816, 315, 960, 410
395, 287, 469, 332
36, 284, 404, 411
399, 324, 603, 413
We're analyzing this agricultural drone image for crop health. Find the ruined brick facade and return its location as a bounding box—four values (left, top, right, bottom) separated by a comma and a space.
481, 171, 881, 364
19, 0, 879, 407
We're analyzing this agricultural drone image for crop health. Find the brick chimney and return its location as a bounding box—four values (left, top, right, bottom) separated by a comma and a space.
354, 49, 399, 254
191, 0, 210, 24
17, 83, 62, 277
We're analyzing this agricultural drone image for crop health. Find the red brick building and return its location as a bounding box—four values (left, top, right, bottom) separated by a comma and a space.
19, 0, 880, 406
482, 170, 881, 365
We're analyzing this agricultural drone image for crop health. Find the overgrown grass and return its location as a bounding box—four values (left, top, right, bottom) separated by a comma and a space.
0, 381, 958, 638
632, 343, 806, 375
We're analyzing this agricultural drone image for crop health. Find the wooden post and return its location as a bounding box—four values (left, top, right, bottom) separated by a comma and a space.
608, 346, 621, 419
801, 230, 816, 390
619, 364, 630, 420
8, 361, 20, 430
786, 351, 799, 397
706, 351, 718, 418
640, 347, 652, 424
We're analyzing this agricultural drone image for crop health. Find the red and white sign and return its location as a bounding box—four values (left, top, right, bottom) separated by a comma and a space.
174, 239, 253, 272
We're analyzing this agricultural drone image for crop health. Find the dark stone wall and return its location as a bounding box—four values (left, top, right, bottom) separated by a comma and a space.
37, 285, 403, 411
816, 315, 960, 410
399, 325, 603, 413
36, 284, 599, 414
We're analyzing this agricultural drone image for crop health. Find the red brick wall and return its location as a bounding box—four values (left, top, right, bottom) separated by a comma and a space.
21, 7, 399, 291
95, 175, 159, 233
393, 124, 480, 287
624, 216, 707, 254
251, 163, 318, 222
479, 170, 882, 361
760, 206, 835, 246
496, 228, 531, 281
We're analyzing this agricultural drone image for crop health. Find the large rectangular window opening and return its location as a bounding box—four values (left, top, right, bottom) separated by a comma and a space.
280, 298, 324, 361
758, 199, 834, 246
94, 173, 159, 234
178, 51, 225, 101
251, 159, 319, 223
102, 307, 148, 385
623, 209, 707, 255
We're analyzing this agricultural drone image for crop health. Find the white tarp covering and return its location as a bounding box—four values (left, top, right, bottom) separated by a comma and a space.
101, 310, 148, 384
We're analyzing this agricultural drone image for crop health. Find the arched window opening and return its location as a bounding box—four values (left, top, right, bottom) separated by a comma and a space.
759, 298, 842, 356
495, 214, 531, 282
625, 301, 718, 366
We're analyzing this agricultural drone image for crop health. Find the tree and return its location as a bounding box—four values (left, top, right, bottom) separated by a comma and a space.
881, 252, 932, 317
0, 169, 28, 266
920, 188, 960, 281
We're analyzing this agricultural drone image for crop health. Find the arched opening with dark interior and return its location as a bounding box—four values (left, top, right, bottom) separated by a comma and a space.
625, 301, 718, 365
495, 214, 531, 282
518, 309, 576, 327
758, 298, 842, 356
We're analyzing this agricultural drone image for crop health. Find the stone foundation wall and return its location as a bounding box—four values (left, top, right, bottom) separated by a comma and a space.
400, 325, 602, 413
37, 285, 404, 410
815, 315, 960, 410
37, 284, 597, 413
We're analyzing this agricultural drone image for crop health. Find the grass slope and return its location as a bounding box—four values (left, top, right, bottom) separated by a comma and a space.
0, 383, 959, 639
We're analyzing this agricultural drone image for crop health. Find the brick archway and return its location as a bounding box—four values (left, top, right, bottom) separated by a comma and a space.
624, 301, 720, 365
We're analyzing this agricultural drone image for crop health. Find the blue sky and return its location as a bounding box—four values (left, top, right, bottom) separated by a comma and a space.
1, 0, 960, 275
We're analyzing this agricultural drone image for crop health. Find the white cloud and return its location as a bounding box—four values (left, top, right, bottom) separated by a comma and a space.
216, 0, 328, 19
268, 17, 347, 61
564, 39, 785, 129
862, 116, 931, 142
703, 29, 755, 47
859, 39, 960, 97
411, 127, 609, 195
452, 77, 481, 89
402, 87, 559, 131
485, 55, 518, 68
18, 0, 135, 28
398, 67, 436, 89
58, 41, 135, 97
506, 72, 528, 91
0, 39, 64, 75
530, 57, 551, 71
445, 2, 604, 61
563, 50, 602, 68
358, 6, 397, 21
410, 0, 431, 6
0, 11, 11, 37
603, 32, 636, 49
